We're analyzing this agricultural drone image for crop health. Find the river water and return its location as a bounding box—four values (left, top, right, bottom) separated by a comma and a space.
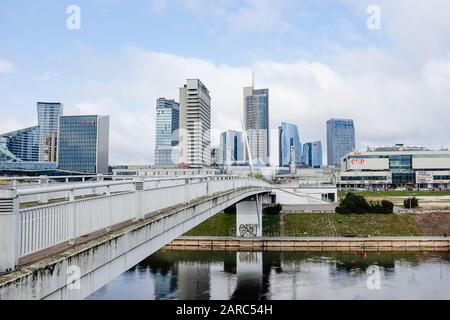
88, 250, 450, 300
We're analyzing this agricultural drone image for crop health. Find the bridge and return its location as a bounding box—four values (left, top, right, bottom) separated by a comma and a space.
0, 175, 276, 299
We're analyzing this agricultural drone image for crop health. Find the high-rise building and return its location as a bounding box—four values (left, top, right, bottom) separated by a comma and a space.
58, 115, 110, 174
0, 126, 39, 162
155, 98, 180, 166
278, 123, 302, 168
179, 79, 211, 168
244, 86, 269, 166
327, 119, 355, 167
219, 130, 245, 166
302, 141, 323, 168
37, 102, 63, 161
210, 147, 220, 167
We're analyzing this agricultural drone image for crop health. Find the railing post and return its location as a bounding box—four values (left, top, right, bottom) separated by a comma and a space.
106, 185, 112, 232
38, 176, 49, 204
0, 187, 19, 273
134, 179, 144, 221
69, 189, 76, 245
185, 178, 191, 204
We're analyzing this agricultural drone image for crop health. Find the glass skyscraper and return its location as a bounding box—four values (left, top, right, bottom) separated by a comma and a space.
244, 86, 269, 166
326, 119, 356, 166
219, 130, 244, 166
58, 115, 110, 174
155, 98, 180, 166
0, 126, 39, 162
302, 141, 323, 168
37, 102, 63, 161
278, 123, 302, 167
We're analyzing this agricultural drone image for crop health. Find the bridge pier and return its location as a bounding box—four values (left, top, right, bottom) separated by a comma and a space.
0, 188, 19, 274
236, 194, 263, 237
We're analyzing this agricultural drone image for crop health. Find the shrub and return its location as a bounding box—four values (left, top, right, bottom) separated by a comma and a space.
336, 193, 394, 214
263, 204, 282, 215
404, 197, 419, 209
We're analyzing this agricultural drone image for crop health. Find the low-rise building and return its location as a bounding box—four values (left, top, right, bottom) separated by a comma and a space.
337, 145, 450, 189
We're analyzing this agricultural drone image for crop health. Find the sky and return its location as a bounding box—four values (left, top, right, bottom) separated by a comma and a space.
1, 0, 450, 165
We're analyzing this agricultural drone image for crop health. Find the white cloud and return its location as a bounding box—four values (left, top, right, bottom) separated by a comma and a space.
0, 58, 14, 74
63, 47, 450, 166
33, 70, 59, 81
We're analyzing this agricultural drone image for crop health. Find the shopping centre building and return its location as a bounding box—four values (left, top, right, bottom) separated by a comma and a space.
336, 145, 450, 190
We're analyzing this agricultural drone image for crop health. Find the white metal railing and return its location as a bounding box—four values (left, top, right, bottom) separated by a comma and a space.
0, 175, 270, 272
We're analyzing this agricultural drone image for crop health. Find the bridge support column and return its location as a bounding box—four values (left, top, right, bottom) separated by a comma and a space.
38, 176, 49, 204
0, 188, 19, 274
236, 195, 263, 237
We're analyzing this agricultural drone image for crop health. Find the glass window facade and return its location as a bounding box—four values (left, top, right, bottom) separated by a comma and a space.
302, 141, 323, 168
278, 123, 301, 167
58, 115, 110, 174
219, 130, 244, 166
1, 126, 39, 162
37, 102, 63, 161
326, 119, 355, 166
155, 98, 179, 166
244, 87, 269, 166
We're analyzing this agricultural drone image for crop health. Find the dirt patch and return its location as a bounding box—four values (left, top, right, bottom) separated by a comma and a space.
411, 213, 450, 236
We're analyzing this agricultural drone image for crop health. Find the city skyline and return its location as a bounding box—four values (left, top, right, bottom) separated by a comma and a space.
1, 1, 450, 166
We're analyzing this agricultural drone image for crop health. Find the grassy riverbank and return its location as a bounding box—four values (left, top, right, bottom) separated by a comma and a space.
184, 212, 425, 237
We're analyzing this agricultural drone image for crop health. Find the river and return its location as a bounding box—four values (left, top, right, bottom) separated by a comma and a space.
88, 250, 450, 300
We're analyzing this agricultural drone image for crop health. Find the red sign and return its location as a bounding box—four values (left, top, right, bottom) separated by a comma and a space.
351, 159, 366, 166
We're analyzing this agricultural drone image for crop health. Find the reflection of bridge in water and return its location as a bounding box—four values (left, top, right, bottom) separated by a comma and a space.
108, 250, 450, 300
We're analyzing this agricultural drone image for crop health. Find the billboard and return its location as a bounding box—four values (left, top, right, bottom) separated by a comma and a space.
416, 171, 434, 184
346, 158, 389, 171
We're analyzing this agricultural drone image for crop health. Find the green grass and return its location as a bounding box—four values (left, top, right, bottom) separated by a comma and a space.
184, 213, 236, 236
184, 212, 424, 237
282, 213, 424, 237
354, 190, 450, 197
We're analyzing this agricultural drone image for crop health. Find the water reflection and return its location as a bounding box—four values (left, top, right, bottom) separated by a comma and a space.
88, 250, 450, 300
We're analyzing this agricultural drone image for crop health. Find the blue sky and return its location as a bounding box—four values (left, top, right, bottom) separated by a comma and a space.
1, 0, 450, 164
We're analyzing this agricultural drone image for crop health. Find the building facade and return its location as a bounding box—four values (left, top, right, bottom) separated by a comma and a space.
179, 79, 211, 168
219, 130, 244, 166
0, 126, 39, 162
337, 145, 450, 189
302, 141, 323, 168
58, 115, 110, 174
244, 86, 269, 166
37, 102, 63, 162
278, 123, 301, 168
326, 119, 355, 167
155, 98, 180, 166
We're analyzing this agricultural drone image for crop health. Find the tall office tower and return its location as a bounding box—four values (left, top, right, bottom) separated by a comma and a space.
179, 79, 211, 168
278, 123, 302, 168
327, 119, 355, 167
219, 130, 245, 166
37, 102, 63, 161
44, 132, 58, 162
0, 126, 40, 162
244, 86, 269, 166
58, 115, 110, 174
155, 98, 180, 166
302, 141, 323, 168
210, 147, 220, 167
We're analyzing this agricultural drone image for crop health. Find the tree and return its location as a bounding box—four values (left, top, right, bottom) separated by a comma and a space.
404, 197, 419, 209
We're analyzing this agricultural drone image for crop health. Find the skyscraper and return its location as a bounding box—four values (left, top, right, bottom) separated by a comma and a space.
179, 79, 211, 168
278, 123, 302, 168
327, 119, 355, 167
58, 115, 110, 174
155, 98, 179, 166
244, 86, 269, 166
302, 141, 323, 168
37, 102, 63, 162
219, 130, 245, 166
